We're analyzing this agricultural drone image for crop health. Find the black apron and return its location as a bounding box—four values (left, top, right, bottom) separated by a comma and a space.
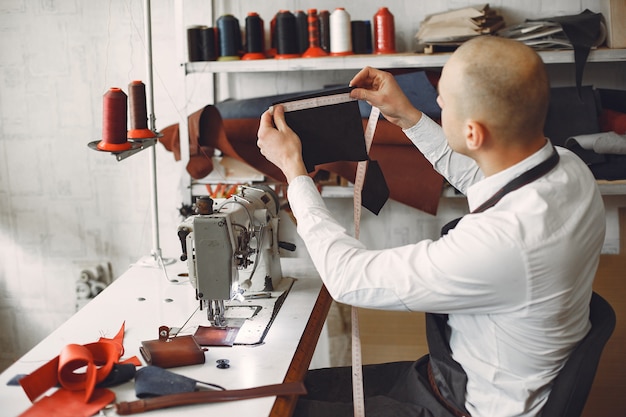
427, 148, 560, 416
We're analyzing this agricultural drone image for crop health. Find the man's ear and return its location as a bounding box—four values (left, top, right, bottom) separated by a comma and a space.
464, 120, 485, 151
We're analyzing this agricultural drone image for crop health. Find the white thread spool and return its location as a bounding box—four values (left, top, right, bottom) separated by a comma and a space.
330, 7, 352, 55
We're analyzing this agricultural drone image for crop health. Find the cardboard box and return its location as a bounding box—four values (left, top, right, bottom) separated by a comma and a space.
598, 0, 626, 48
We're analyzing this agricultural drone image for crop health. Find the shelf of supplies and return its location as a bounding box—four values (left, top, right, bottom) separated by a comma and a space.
597, 180, 626, 195
184, 48, 626, 74
320, 180, 626, 201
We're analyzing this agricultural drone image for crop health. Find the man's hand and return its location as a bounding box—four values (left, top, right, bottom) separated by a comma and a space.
349, 66, 423, 130
257, 105, 308, 184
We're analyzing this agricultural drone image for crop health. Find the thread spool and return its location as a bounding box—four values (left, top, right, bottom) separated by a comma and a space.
275, 10, 300, 59
267, 13, 278, 57
318, 10, 330, 52
200, 26, 217, 61
187, 26, 204, 62
187, 25, 217, 61
329, 8, 352, 56
303, 9, 327, 57
127, 80, 154, 139
364, 21, 373, 53
217, 14, 242, 61
243, 12, 266, 60
351, 21, 368, 54
98, 88, 131, 152
295, 10, 308, 54
374, 7, 395, 54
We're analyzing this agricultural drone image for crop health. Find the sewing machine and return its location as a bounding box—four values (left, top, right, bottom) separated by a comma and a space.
177, 185, 290, 327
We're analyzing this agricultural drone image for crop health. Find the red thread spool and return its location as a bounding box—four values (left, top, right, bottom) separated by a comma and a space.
127, 80, 154, 139
303, 9, 327, 57
98, 87, 131, 151
374, 7, 395, 54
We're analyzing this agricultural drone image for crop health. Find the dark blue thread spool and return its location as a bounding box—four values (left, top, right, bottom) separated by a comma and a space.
217, 14, 242, 60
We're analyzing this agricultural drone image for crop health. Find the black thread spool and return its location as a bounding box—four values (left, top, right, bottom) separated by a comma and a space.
97, 87, 131, 151
275, 10, 300, 59
127, 80, 154, 139
199, 26, 217, 61
217, 14, 242, 60
318, 10, 330, 52
187, 25, 216, 62
187, 26, 204, 62
243, 12, 266, 60
351, 21, 368, 54
364, 21, 373, 53
295, 10, 308, 54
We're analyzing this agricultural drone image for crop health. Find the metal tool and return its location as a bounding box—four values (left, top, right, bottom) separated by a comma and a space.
177, 185, 293, 327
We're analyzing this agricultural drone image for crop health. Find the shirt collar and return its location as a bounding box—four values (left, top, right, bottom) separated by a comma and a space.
466, 140, 554, 211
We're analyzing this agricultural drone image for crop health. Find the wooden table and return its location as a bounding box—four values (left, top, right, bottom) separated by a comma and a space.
0, 257, 331, 416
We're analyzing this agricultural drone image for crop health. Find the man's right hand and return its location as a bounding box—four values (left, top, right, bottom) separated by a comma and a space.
257, 105, 308, 184
349, 66, 423, 130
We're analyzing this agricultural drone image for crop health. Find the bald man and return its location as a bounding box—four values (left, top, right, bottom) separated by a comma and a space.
257, 36, 605, 417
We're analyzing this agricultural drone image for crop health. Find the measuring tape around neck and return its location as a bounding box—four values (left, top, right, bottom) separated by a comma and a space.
351, 105, 381, 417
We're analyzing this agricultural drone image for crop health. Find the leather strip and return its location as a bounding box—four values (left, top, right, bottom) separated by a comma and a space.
18, 322, 140, 416
115, 381, 307, 415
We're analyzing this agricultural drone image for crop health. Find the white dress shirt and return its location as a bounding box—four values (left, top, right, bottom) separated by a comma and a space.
287, 114, 606, 417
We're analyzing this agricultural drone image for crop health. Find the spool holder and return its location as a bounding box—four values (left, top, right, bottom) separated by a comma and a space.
89, 0, 172, 265
88, 135, 159, 161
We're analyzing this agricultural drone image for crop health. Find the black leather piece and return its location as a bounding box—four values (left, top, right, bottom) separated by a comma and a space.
134, 366, 198, 398
97, 363, 137, 388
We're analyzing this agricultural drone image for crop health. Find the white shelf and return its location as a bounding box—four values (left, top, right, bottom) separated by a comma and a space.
597, 180, 626, 195
185, 48, 626, 74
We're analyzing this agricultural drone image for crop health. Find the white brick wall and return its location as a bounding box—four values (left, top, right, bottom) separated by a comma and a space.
0, 0, 624, 372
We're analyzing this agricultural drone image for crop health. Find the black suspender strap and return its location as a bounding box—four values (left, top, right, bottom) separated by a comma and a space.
471, 148, 560, 214
441, 148, 560, 235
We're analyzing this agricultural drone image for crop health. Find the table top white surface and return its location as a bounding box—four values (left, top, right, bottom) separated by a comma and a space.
0, 257, 324, 416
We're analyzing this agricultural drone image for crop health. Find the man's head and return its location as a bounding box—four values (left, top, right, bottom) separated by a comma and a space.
437, 36, 550, 164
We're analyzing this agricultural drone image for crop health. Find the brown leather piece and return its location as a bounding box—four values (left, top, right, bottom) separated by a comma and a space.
139, 335, 206, 368
159, 107, 444, 215
115, 381, 307, 415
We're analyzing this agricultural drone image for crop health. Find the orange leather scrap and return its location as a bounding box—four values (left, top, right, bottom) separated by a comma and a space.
18, 322, 141, 417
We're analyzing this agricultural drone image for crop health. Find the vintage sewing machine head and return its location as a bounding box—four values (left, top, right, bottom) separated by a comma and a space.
177, 185, 285, 327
